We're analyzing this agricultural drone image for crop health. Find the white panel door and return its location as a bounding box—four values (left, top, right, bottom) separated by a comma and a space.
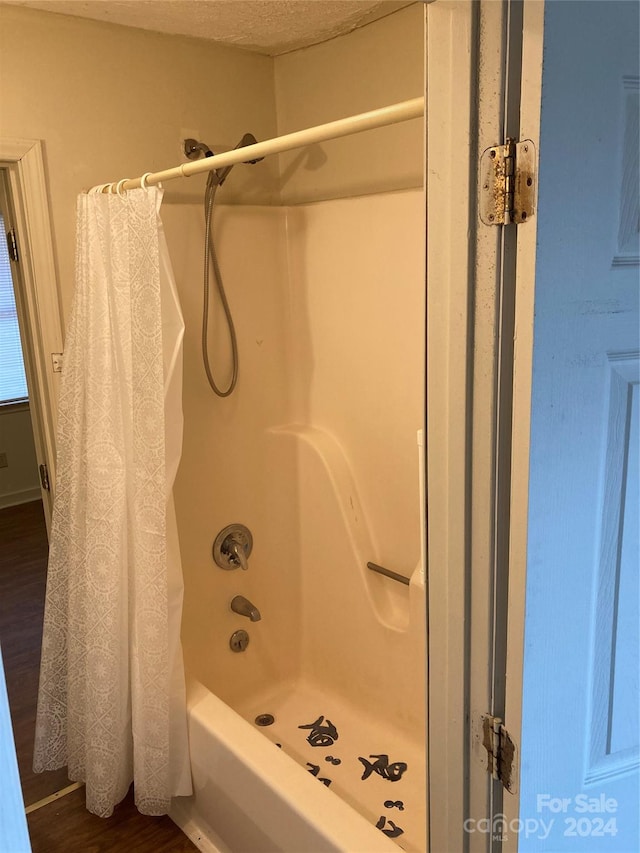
519, 1, 639, 850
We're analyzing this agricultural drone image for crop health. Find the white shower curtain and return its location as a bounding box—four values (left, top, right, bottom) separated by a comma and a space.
33, 187, 192, 817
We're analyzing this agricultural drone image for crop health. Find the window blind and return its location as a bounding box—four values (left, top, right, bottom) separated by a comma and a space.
0, 213, 28, 404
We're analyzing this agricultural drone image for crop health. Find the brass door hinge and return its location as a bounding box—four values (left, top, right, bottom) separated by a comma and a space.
479, 139, 536, 226
473, 712, 518, 793
39, 463, 50, 492
6, 227, 19, 262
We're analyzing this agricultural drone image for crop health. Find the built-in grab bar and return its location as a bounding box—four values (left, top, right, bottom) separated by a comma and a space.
366, 562, 410, 586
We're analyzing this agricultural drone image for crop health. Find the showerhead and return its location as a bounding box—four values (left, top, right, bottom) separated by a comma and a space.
235, 133, 264, 164
184, 134, 264, 186
213, 132, 264, 187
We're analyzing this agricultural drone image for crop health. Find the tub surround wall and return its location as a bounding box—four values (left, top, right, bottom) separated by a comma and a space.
290, 425, 425, 729
168, 190, 425, 698
164, 204, 299, 708
169, 192, 425, 738
286, 190, 425, 576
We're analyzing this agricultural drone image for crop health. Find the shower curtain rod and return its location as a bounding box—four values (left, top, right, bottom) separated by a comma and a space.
91, 97, 425, 194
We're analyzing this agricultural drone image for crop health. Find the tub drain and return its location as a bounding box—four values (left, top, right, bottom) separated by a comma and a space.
255, 713, 275, 727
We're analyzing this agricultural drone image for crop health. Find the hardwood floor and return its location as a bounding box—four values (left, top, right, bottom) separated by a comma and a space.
1, 501, 196, 852
26, 786, 196, 853
0, 500, 71, 805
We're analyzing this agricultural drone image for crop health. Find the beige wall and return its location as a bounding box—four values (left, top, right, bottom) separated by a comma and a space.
0, 407, 40, 507
0, 4, 279, 321
0, 3, 424, 323
274, 3, 424, 204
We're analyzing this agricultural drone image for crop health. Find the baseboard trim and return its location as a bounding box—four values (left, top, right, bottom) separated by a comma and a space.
0, 487, 42, 510
24, 782, 84, 815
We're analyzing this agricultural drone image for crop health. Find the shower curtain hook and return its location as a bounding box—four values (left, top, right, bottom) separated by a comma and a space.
140, 172, 153, 190
116, 178, 130, 197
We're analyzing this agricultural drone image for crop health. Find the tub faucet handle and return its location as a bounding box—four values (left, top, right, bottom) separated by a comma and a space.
213, 524, 253, 571
227, 538, 248, 571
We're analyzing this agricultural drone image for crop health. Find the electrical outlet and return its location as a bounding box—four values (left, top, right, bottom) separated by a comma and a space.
0, 452, 8, 468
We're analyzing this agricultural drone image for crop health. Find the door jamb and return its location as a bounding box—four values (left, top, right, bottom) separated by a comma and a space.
426, 2, 478, 844
0, 139, 64, 530
427, 1, 542, 849
502, 2, 545, 849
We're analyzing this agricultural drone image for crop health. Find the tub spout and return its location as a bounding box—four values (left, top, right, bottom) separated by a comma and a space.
230, 595, 261, 622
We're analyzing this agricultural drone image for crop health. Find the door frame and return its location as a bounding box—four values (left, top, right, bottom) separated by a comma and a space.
425, 4, 479, 844
502, 1, 544, 849
0, 139, 64, 530
426, 1, 543, 849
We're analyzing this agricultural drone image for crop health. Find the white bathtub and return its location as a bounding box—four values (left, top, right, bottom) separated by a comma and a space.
172, 424, 427, 852
170, 682, 403, 853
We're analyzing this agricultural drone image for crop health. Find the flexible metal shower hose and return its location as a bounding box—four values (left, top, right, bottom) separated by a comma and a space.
202, 174, 238, 397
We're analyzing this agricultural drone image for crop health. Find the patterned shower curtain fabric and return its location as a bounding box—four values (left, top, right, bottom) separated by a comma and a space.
33, 187, 192, 817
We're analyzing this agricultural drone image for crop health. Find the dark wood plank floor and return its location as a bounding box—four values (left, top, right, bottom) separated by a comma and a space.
2, 501, 197, 851
27, 785, 196, 852
0, 500, 71, 806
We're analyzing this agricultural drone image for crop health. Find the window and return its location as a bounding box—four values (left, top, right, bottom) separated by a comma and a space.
0, 210, 29, 406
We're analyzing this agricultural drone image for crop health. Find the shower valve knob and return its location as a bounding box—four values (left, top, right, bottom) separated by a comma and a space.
213, 523, 253, 571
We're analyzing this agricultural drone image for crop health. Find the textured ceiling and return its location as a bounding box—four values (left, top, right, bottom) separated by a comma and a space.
3, 1, 415, 55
